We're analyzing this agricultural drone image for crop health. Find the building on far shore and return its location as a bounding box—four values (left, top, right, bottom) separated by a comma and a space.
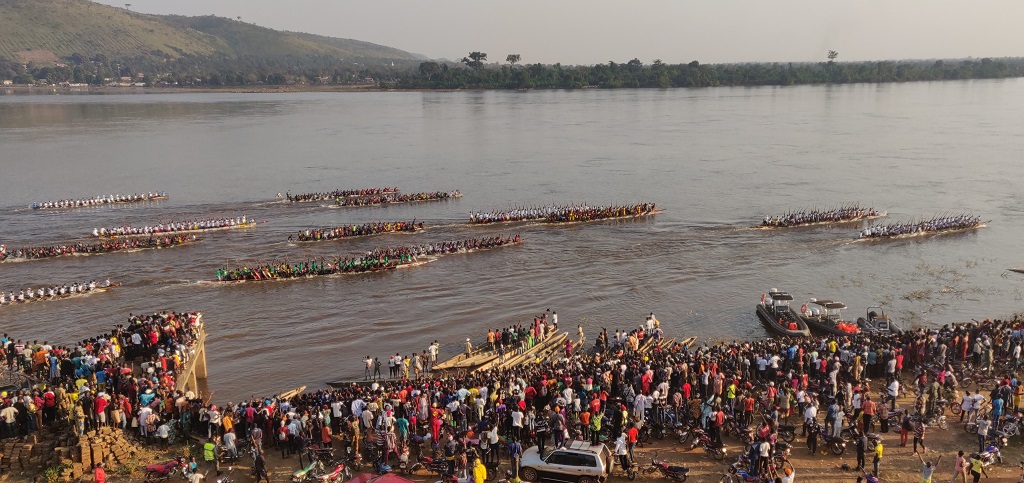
1, 80, 12, 86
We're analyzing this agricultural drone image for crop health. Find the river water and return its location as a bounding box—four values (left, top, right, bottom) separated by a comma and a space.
1, 81, 1023, 399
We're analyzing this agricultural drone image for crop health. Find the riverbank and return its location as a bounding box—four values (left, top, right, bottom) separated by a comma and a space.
60, 385, 1024, 483
5, 314, 1024, 482
3, 73, 1024, 96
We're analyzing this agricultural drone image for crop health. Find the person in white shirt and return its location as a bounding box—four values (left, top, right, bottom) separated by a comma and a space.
222, 429, 237, 457
886, 379, 900, 410
758, 440, 771, 474
511, 408, 524, 439
803, 402, 818, 436
960, 392, 974, 423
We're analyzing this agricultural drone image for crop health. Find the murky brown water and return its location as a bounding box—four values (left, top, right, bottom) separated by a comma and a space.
2, 81, 1023, 399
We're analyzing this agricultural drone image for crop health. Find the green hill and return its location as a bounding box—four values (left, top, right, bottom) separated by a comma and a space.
0, 0, 419, 64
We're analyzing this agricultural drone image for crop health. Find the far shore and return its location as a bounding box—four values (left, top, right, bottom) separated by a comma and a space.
0, 84, 469, 94
2, 76, 1020, 96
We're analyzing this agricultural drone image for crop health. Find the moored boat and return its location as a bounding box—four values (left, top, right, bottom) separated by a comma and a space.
30, 192, 168, 210
856, 306, 903, 335
1, 281, 121, 307
755, 204, 885, 229
93, 216, 258, 238
290, 221, 424, 242
756, 289, 812, 337
798, 299, 861, 336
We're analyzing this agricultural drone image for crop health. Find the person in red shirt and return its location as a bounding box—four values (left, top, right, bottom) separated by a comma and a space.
682, 381, 691, 400
625, 423, 639, 461
641, 372, 652, 394
742, 395, 756, 426
711, 408, 725, 447
93, 462, 106, 483
120, 397, 132, 430
94, 396, 109, 427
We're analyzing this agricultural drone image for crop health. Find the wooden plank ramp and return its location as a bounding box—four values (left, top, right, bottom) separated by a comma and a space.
432, 342, 493, 371
534, 334, 571, 364
480, 332, 566, 371
483, 333, 564, 371
677, 336, 697, 349
640, 337, 675, 355
445, 348, 500, 370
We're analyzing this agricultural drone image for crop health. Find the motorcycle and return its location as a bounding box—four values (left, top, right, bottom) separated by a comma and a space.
675, 422, 698, 445
405, 455, 450, 477
218, 445, 241, 464
293, 460, 325, 483
143, 459, 183, 482
619, 459, 640, 481
971, 444, 1003, 467
884, 410, 907, 433
723, 416, 754, 441
637, 421, 653, 447
817, 432, 847, 456
315, 463, 352, 482
721, 462, 764, 483
777, 424, 797, 443
987, 430, 1009, 449
346, 445, 363, 471
373, 456, 392, 475
924, 411, 948, 430
688, 428, 727, 461
643, 451, 690, 481
215, 467, 235, 483
772, 442, 793, 466
308, 447, 336, 465
1000, 415, 1021, 437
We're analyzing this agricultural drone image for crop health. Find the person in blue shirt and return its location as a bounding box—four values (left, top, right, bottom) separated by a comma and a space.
140, 388, 156, 407
507, 438, 523, 479
395, 415, 409, 445
990, 396, 1004, 422
49, 355, 59, 380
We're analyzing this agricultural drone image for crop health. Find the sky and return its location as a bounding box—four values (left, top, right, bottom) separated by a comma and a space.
98, 0, 1024, 65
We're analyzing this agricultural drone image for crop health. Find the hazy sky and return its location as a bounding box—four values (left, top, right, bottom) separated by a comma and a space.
99, 0, 1024, 64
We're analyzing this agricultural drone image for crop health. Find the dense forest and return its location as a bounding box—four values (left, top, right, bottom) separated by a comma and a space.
393, 54, 1024, 90
2, 52, 1023, 89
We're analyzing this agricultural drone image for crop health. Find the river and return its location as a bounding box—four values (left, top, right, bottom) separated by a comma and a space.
1, 80, 1022, 399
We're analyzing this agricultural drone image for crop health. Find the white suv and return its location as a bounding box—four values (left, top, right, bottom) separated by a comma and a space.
519, 441, 612, 483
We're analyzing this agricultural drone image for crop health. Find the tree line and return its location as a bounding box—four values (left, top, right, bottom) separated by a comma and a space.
2, 51, 1022, 89
393, 54, 1024, 90
0, 53, 418, 87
